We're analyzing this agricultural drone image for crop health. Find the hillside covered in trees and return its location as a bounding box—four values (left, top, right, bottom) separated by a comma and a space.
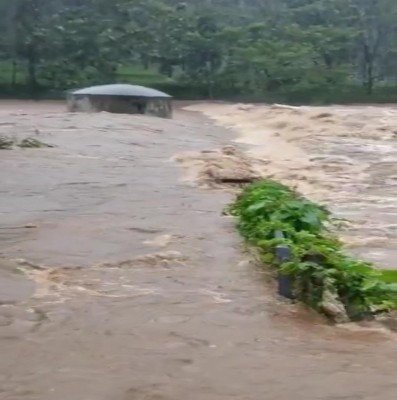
0, 0, 396, 102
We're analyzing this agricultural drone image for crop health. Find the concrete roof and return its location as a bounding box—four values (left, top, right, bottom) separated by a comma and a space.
71, 84, 171, 98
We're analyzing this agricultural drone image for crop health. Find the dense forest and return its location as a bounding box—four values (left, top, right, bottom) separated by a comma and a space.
0, 0, 396, 102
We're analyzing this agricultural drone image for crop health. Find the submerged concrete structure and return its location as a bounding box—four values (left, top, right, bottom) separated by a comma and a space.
67, 84, 172, 119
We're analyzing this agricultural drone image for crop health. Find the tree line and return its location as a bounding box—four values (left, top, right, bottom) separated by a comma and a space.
0, 0, 396, 101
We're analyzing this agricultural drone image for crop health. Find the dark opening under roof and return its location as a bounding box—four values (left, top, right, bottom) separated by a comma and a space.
71, 84, 171, 98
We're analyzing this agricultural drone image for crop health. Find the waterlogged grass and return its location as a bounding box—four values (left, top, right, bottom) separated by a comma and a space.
228, 180, 397, 322
0, 136, 53, 149
17, 138, 54, 148
0, 136, 14, 149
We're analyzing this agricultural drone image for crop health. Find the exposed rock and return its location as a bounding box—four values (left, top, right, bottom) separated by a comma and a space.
376, 311, 397, 332
320, 288, 349, 323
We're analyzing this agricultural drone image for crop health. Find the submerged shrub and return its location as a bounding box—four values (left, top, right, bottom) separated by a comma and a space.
228, 180, 397, 321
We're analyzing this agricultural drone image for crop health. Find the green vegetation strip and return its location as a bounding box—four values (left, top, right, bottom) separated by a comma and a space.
228, 180, 397, 322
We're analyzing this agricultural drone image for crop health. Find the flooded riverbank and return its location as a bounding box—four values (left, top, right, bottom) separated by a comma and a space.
186, 103, 397, 270
0, 101, 396, 400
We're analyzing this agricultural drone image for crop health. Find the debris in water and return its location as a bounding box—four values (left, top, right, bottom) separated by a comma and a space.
100, 250, 187, 268
0, 259, 36, 304
173, 145, 262, 189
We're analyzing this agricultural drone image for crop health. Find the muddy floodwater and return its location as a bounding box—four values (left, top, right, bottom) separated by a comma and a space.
0, 101, 396, 400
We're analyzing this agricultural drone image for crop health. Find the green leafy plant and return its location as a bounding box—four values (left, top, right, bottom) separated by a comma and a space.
228, 179, 397, 321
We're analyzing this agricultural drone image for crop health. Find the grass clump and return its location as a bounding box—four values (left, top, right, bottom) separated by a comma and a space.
0, 136, 14, 149
0, 136, 54, 149
17, 138, 53, 148
228, 180, 397, 322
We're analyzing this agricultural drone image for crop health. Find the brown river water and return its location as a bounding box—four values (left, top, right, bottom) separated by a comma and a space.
0, 101, 396, 400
